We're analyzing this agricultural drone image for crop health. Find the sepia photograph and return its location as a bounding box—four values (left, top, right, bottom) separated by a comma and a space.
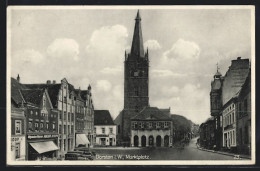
6, 5, 255, 165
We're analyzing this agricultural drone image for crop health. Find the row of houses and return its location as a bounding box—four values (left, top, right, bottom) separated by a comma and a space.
11, 76, 117, 161
199, 57, 251, 155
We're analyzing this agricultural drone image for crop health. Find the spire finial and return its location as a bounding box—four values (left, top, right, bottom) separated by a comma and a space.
135, 10, 141, 20
216, 63, 220, 72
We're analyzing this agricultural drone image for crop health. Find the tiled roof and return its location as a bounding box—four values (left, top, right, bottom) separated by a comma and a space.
11, 78, 26, 105
94, 110, 115, 125
20, 89, 45, 106
131, 107, 172, 121
23, 83, 61, 107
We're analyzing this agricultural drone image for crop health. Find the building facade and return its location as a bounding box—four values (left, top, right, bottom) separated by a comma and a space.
114, 10, 150, 145
74, 86, 95, 148
11, 76, 95, 160
236, 71, 251, 155
94, 110, 117, 146
21, 89, 59, 160
11, 104, 26, 161
200, 57, 251, 154
130, 107, 173, 147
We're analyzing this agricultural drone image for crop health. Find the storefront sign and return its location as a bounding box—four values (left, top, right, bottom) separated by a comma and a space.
11, 137, 23, 142
27, 134, 58, 139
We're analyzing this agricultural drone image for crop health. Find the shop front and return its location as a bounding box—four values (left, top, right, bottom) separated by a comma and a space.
75, 134, 90, 148
27, 134, 59, 160
11, 136, 26, 161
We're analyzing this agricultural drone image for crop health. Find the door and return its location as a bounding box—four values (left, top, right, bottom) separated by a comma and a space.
109, 138, 113, 146
100, 138, 106, 146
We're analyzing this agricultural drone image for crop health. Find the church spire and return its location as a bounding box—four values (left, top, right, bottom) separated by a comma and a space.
130, 10, 145, 58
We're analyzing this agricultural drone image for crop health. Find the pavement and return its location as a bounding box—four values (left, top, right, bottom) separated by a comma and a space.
92, 138, 244, 160
197, 147, 251, 160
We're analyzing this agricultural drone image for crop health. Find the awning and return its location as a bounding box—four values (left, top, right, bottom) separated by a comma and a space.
76, 134, 90, 147
30, 141, 59, 154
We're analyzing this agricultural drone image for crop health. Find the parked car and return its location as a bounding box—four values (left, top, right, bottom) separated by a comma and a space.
67, 150, 94, 160
65, 153, 88, 160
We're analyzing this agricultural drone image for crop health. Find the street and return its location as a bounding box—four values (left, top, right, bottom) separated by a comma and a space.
92, 138, 244, 160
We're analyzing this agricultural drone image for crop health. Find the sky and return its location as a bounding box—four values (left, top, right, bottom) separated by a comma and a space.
9, 7, 252, 124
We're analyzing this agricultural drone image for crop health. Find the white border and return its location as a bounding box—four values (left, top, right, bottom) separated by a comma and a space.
6, 5, 255, 166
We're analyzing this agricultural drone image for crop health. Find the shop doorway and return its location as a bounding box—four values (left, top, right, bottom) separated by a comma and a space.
100, 138, 106, 146
109, 138, 113, 146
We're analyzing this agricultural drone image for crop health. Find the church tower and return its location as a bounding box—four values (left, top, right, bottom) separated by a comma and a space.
114, 10, 149, 143
124, 10, 149, 111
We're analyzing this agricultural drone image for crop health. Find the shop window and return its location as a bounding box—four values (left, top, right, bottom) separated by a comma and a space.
15, 120, 21, 135
15, 143, 20, 159
102, 128, 105, 134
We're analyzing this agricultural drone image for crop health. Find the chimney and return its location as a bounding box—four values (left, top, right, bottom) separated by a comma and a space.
17, 74, 20, 83
53, 80, 56, 84
46, 80, 51, 84
237, 57, 241, 60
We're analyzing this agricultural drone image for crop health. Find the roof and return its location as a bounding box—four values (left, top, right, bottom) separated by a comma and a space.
130, 10, 145, 58
94, 110, 115, 125
11, 78, 26, 105
20, 89, 45, 106
131, 106, 172, 121
24, 83, 61, 107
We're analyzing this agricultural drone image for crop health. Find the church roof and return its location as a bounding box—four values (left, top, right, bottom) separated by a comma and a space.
94, 110, 115, 125
130, 10, 145, 58
131, 106, 172, 121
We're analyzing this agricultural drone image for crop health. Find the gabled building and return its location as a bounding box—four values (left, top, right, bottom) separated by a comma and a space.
130, 107, 173, 147
21, 88, 59, 160
12, 76, 95, 160
94, 110, 116, 146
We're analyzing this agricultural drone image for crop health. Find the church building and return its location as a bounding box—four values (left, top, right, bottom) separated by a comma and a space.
114, 10, 173, 147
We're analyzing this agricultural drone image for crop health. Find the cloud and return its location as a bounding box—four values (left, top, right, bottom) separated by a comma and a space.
12, 49, 44, 65
47, 38, 80, 61
163, 38, 200, 60
144, 40, 161, 50
151, 69, 187, 78
85, 25, 128, 69
96, 80, 112, 92
100, 66, 123, 75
